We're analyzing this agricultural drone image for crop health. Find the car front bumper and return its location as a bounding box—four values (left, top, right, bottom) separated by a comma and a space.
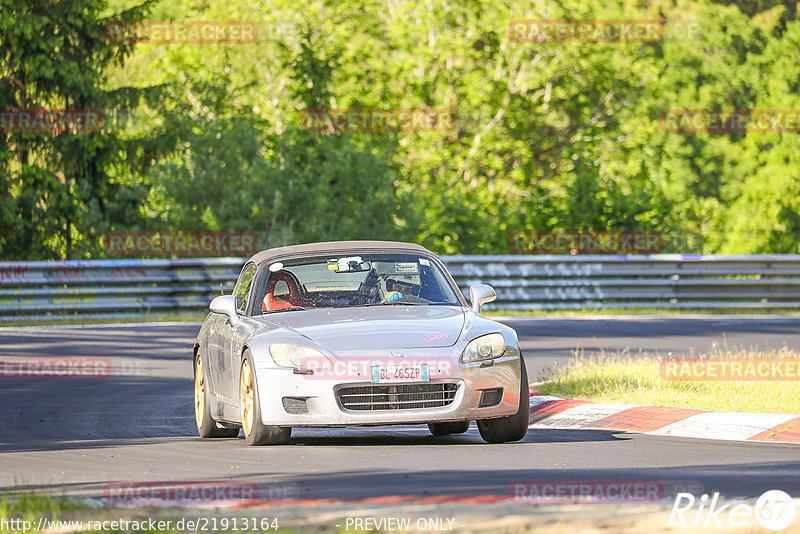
253, 349, 523, 427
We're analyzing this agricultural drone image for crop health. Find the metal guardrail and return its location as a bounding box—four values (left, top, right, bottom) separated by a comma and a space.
2, 255, 800, 322
0, 259, 244, 323
446, 255, 800, 310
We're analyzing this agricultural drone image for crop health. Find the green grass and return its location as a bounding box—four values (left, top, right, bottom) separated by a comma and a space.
0, 491, 371, 534
2, 492, 83, 516
536, 346, 800, 414
1, 490, 89, 528
0, 313, 206, 328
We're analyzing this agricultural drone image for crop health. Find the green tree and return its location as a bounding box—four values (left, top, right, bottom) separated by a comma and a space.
0, 0, 169, 259
141, 32, 403, 249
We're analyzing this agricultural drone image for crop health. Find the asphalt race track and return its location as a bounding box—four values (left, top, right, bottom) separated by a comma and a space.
1, 317, 799, 505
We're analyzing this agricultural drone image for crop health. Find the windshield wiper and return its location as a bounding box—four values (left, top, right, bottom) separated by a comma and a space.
356, 301, 428, 307
262, 306, 307, 314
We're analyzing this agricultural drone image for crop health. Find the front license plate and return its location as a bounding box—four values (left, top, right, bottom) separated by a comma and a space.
371, 364, 429, 383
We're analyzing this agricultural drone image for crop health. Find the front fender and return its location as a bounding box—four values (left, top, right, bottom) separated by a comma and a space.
458, 310, 520, 351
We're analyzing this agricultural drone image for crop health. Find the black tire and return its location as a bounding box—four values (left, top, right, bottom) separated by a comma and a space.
194, 350, 239, 438
428, 421, 470, 435
477, 356, 529, 443
240, 351, 292, 446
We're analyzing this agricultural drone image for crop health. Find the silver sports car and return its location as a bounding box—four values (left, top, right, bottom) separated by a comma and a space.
193, 241, 529, 445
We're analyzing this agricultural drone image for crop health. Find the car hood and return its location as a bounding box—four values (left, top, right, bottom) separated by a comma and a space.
260, 306, 465, 351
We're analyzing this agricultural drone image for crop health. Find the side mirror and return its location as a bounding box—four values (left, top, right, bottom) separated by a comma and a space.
469, 284, 496, 313
210, 294, 239, 325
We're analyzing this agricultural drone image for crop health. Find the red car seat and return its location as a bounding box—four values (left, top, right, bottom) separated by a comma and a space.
262, 271, 313, 312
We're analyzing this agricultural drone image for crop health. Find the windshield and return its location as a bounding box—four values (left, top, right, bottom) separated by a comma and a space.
257, 253, 461, 312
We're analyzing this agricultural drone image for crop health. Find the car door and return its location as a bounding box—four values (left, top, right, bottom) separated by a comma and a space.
215, 262, 257, 405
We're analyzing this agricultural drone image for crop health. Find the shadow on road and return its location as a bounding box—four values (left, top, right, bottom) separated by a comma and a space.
4, 461, 800, 502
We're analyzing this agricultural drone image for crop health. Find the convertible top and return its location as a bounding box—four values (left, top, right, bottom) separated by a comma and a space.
248, 240, 435, 266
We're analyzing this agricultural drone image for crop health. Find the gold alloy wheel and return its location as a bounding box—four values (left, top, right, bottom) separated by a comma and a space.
240, 359, 254, 436
194, 355, 205, 428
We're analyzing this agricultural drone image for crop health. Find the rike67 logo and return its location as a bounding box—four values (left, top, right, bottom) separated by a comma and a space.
669, 490, 797, 531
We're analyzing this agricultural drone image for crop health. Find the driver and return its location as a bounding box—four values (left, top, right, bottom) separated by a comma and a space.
385, 278, 419, 296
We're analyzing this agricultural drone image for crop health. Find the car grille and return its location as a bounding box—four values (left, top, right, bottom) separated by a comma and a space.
337, 383, 459, 411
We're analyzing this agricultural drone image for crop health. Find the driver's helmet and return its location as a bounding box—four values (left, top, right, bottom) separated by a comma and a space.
385, 277, 421, 296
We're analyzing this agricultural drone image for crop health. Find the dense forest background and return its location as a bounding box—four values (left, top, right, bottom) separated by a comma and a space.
2, 0, 800, 259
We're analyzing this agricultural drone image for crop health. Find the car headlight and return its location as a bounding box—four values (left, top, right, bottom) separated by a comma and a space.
269, 344, 326, 368
461, 333, 506, 363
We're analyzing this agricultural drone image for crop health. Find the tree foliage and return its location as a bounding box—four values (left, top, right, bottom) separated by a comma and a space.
0, 0, 169, 259
1, 0, 798, 258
